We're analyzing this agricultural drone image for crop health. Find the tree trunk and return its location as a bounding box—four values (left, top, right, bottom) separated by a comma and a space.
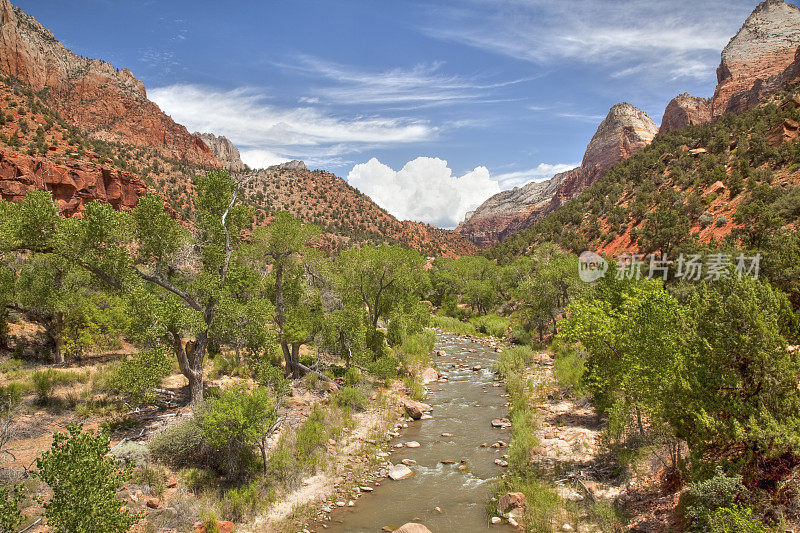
281, 340, 293, 377
291, 343, 302, 379
177, 335, 207, 404
51, 313, 65, 364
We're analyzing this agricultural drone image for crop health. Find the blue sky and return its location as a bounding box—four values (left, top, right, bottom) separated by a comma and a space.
16, 0, 764, 227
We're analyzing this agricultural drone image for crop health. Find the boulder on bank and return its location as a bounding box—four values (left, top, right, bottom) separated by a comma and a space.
420, 367, 440, 384
400, 398, 432, 420
497, 491, 527, 514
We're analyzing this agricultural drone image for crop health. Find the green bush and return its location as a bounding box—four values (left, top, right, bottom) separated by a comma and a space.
431, 314, 476, 335
106, 347, 172, 407
705, 504, 765, 533
149, 419, 218, 471
196, 384, 277, 479
399, 330, 435, 367
0, 483, 24, 533
552, 341, 585, 392
510, 327, 531, 345
386, 314, 407, 347
31, 369, 87, 404
179, 467, 216, 493
332, 386, 366, 412
471, 314, 509, 338
130, 464, 168, 497
685, 468, 757, 532
295, 406, 328, 467
220, 479, 274, 522
32, 368, 58, 403
34, 424, 140, 533
403, 377, 427, 402
255, 363, 290, 401
343, 367, 361, 387
368, 355, 398, 380
495, 346, 537, 378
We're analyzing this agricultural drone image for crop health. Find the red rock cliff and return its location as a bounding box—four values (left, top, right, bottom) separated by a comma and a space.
0, 148, 146, 216
0, 0, 219, 168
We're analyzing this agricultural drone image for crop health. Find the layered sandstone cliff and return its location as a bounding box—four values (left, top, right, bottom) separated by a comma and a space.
457, 103, 658, 245
713, 0, 800, 116
660, 94, 713, 134
660, 0, 800, 135
196, 132, 245, 172
0, 0, 219, 168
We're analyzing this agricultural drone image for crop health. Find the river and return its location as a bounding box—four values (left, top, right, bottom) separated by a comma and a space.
323, 332, 516, 532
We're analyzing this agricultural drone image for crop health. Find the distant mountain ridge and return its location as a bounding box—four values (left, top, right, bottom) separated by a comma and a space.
457, 103, 658, 246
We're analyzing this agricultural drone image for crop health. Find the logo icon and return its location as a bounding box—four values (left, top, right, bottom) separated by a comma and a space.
578, 250, 608, 282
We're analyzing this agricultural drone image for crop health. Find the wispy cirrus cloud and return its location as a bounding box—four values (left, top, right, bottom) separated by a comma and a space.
276, 55, 534, 109
149, 83, 435, 169
420, 0, 754, 81
493, 162, 580, 189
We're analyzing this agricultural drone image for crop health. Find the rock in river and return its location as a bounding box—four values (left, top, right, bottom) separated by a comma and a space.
388, 464, 414, 480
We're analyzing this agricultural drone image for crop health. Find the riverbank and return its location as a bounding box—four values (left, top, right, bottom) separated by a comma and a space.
493, 346, 630, 532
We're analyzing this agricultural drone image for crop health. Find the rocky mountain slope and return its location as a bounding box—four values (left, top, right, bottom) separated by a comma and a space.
489, 87, 800, 263
0, 0, 474, 256
195, 132, 245, 172
0, 0, 220, 168
240, 165, 475, 256
457, 103, 658, 246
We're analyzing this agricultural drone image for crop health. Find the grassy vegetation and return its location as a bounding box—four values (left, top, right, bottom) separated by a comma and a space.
431, 314, 477, 335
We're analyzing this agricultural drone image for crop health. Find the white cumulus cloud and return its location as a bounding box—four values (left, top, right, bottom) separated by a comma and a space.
347, 157, 502, 229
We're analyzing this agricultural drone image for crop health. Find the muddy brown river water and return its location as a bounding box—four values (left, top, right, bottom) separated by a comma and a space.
323, 332, 516, 533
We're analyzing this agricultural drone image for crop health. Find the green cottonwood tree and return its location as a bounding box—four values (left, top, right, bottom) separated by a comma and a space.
245, 212, 322, 378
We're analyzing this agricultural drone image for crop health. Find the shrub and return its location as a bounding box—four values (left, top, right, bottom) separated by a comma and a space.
684, 468, 754, 532
510, 327, 531, 346
0, 383, 22, 457
149, 419, 217, 470
699, 211, 714, 227
110, 441, 149, 468
343, 367, 361, 387
255, 363, 290, 401
552, 341, 585, 392
368, 355, 398, 380
34, 424, 140, 533
220, 479, 274, 522
403, 377, 427, 402
32, 368, 57, 403
179, 467, 216, 493
399, 330, 435, 367
106, 347, 172, 407
471, 314, 509, 338
0, 483, 24, 533
196, 384, 277, 479
495, 346, 537, 378
130, 464, 168, 497
295, 406, 328, 468
386, 314, 407, 347
431, 314, 476, 335
332, 386, 366, 412
715, 214, 729, 227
